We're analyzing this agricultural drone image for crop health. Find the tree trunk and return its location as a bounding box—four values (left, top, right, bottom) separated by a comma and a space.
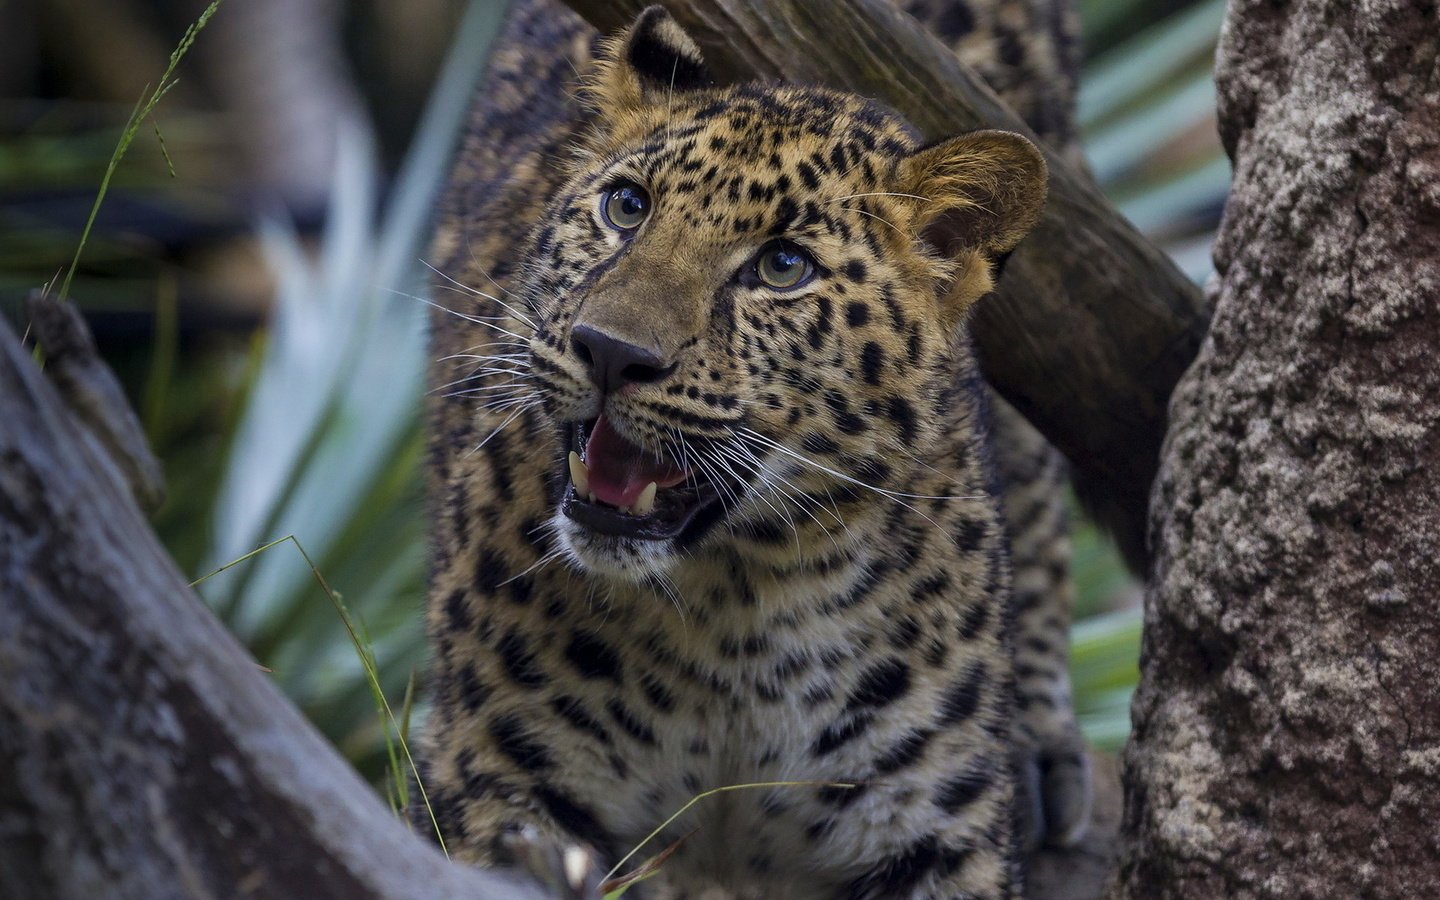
564, 0, 1211, 570
0, 304, 547, 900
1117, 1, 1440, 895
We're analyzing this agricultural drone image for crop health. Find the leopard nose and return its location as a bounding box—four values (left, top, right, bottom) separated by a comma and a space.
570, 324, 675, 394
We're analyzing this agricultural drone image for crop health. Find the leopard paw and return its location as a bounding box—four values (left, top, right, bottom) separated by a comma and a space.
1013, 718, 1092, 851
501, 825, 606, 899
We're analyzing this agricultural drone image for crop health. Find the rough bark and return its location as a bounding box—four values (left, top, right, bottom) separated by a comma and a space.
22, 290, 165, 514
564, 0, 1211, 570
1118, 0, 1440, 895
0, 305, 547, 899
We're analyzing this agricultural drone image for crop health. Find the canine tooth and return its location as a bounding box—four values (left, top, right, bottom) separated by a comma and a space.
568, 451, 590, 496
634, 481, 658, 516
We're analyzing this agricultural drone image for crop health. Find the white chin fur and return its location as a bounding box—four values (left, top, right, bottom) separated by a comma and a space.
553, 512, 678, 583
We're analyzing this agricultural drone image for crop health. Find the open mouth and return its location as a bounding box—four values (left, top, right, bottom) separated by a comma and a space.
561, 413, 722, 541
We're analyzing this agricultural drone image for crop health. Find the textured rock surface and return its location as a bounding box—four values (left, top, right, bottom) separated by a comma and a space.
1117, 0, 1440, 895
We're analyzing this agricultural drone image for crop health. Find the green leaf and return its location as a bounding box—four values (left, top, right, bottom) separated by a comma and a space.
196, 0, 509, 782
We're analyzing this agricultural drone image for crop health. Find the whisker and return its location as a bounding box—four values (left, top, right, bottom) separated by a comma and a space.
446, 365, 534, 380
826, 191, 930, 203
738, 431, 957, 535
716, 441, 846, 553
672, 430, 742, 511
421, 259, 538, 329
443, 385, 540, 402
649, 571, 688, 626
722, 440, 849, 535
440, 361, 534, 376
429, 368, 535, 392
662, 428, 738, 542
499, 546, 567, 587
465, 405, 533, 458
834, 204, 905, 236
440, 352, 530, 363
441, 338, 533, 356
705, 441, 799, 546
397, 291, 535, 342
477, 397, 541, 415
739, 429, 977, 501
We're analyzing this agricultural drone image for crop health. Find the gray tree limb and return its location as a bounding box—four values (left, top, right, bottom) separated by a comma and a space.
1117, 0, 1440, 894
0, 304, 547, 900
23, 290, 165, 513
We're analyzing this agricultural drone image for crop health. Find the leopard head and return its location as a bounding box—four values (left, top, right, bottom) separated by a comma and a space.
521, 7, 1047, 581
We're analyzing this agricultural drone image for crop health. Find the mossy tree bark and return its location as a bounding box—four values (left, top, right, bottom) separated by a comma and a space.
1117, 0, 1440, 894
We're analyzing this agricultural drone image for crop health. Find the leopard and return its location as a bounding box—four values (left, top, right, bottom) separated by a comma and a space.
418, 2, 1091, 897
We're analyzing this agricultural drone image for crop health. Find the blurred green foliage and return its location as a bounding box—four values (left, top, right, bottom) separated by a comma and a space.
5, 0, 1225, 776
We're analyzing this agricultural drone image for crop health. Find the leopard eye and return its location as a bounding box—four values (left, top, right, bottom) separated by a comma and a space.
755, 242, 815, 290
601, 182, 651, 231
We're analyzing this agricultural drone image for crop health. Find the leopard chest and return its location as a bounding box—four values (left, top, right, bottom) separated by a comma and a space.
510, 556, 1009, 889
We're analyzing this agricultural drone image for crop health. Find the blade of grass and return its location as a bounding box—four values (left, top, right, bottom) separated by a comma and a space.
142, 272, 179, 442
600, 780, 857, 890
190, 534, 295, 589
150, 115, 178, 178
190, 534, 447, 856
396, 669, 418, 810
58, 0, 223, 302
601, 829, 697, 898
346, 608, 407, 819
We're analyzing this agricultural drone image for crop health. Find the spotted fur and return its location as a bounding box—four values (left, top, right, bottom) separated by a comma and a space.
420, 2, 1089, 897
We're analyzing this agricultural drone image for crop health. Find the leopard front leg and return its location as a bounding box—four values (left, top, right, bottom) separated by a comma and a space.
409, 730, 608, 898
987, 397, 1092, 849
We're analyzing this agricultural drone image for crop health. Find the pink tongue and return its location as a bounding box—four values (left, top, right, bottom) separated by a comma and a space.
584, 414, 689, 508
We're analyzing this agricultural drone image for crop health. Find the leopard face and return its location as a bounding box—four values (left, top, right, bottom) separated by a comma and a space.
518, 9, 1046, 582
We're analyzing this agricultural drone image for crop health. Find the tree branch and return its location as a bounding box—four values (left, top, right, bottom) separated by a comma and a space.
0, 310, 545, 900
23, 290, 165, 513
563, 0, 1209, 569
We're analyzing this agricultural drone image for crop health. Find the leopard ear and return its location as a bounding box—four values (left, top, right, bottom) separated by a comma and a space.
899, 130, 1048, 259
591, 6, 713, 113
